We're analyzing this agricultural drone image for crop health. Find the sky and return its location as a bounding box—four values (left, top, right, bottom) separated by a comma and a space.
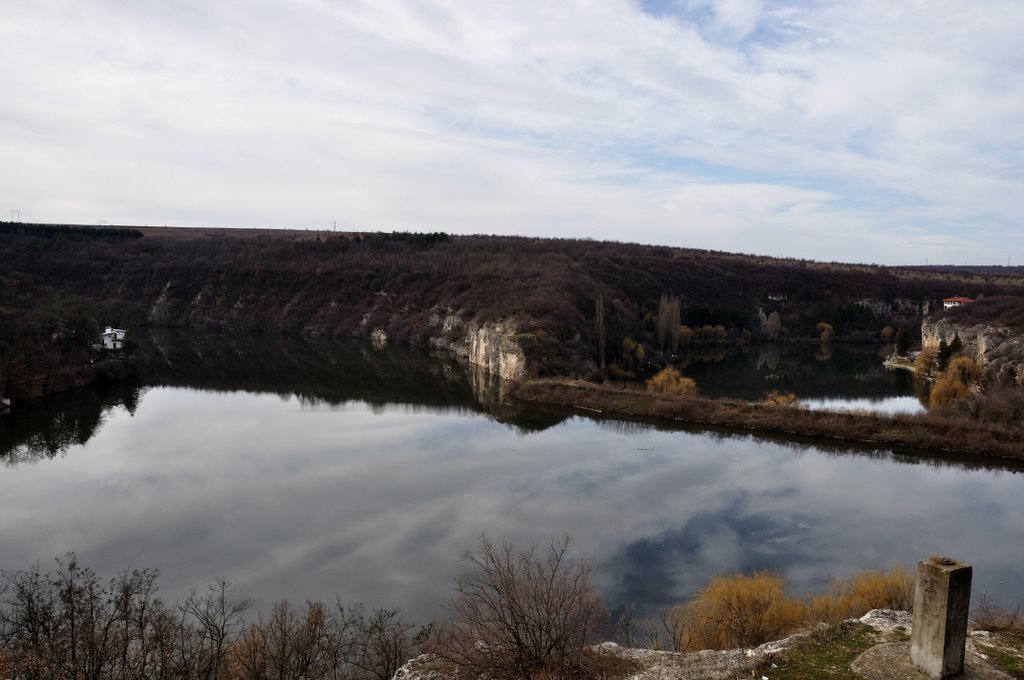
1, 0, 1022, 265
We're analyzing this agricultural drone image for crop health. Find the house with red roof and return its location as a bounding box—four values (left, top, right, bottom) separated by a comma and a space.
942, 296, 973, 310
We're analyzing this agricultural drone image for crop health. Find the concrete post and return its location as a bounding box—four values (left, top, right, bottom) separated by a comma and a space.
910, 556, 972, 679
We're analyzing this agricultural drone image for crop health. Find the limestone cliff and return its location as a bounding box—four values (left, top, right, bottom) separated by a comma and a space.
921, 317, 1024, 386
443, 320, 527, 381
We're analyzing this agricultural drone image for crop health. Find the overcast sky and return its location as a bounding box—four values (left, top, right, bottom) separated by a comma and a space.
2, 1, 1022, 264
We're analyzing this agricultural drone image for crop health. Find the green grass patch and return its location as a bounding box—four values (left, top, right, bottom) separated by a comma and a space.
979, 644, 1024, 678
978, 630, 1024, 679
753, 623, 877, 680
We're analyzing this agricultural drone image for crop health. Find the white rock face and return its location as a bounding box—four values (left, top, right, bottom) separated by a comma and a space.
148, 281, 174, 324
370, 328, 388, 349
445, 319, 526, 381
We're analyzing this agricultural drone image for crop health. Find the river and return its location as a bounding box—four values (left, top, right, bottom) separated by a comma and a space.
1, 331, 1020, 625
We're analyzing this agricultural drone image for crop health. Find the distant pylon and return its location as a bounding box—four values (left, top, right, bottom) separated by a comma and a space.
9, 209, 21, 221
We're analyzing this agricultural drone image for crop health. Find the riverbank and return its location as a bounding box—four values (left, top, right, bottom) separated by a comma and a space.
509, 379, 1024, 459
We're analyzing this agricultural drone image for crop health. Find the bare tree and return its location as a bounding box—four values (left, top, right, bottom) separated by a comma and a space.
334, 602, 415, 680
182, 578, 252, 680
614, 603, 637, 648
233, 599, 332, 680
595, 294, 606, 370
431, 535, 603, 679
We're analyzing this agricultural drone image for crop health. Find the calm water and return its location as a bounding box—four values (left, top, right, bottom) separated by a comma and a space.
1, 332, 1020, 625
680, 342, 925, 413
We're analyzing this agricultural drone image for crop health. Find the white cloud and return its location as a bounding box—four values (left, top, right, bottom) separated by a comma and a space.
1, 0, 1022, 263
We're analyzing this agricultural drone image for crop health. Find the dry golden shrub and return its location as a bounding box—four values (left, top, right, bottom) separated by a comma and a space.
668, 566, 915, 651
915, 347, 939, 378
645, 367, 698, 397
832, 565, 915, 615
764, 389, 798, 406
671, 571, 802, 650
930, 356, 984, 408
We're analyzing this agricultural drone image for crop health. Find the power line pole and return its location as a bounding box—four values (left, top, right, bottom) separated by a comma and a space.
9, 209, 21, 221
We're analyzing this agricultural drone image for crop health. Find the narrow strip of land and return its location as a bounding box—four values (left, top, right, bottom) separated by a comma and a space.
510, 379, 1024, 460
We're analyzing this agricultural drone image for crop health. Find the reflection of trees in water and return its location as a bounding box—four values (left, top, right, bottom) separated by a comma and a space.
137, 329, 483, 411
0, 382, 144, 465
682, 342, 916, 401
2, 330, 573, 464
8, 332, 1007, 474
140, 329, 572, 434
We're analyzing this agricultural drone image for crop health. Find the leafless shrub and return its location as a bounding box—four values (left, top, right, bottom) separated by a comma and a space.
182, 577, 253, 679
333, 602, 416, 680
972, 593, 1023, 633
1, 556, 418, 680
430, 535, 604, 679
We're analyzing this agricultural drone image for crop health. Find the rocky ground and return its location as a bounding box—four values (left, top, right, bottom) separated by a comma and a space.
393, 610, 1024, 680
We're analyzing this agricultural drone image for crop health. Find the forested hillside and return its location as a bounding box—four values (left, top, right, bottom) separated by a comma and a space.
4, 222, 1024, 377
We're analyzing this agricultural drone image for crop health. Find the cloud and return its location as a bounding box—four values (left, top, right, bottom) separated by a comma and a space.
1, 0, 1022, 263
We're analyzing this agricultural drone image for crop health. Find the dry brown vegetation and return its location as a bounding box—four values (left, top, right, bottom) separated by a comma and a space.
656, 567, 913, 652
929, 356, 984, 408
645, 367, 698, 397
428, 536, 604, 680
763, 389, 798, 406
973, 594, 1023, 633
3, 549, 1018, 680
0, 554, 419, 680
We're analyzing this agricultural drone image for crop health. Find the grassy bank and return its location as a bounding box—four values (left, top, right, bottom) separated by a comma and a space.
510, 379, 1024, 459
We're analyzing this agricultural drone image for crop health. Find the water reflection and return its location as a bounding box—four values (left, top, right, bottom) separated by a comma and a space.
0, 381, 144, 465
1, 333, 1022, 627
681, 342, 922, 408
799, 396, 924, 414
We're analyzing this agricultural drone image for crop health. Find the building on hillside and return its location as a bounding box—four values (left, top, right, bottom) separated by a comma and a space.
100, 326, 127, 350
942, 296, 973, 310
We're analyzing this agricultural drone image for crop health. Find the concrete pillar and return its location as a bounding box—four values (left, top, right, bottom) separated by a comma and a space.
910, 556, 972, 679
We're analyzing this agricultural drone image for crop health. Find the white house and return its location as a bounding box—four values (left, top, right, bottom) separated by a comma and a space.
942, 296, 973, 310
100, 326, 127, 350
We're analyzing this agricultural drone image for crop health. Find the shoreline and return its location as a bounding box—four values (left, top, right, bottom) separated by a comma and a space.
509, 378, 1024, 460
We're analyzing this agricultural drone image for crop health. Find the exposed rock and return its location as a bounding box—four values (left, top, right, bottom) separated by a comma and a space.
445, 319, 526, 381
921, 318, 1024, 385
859, 608, 913, 633
392, 610, 1018, 680
148, 281, 175, 324
391, 625, 808, 680
371, 328, 388, 349
858, 298, 928, 318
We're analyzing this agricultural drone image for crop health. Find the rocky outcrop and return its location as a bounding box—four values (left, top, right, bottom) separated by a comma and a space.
390, 610, 921, 680
922, 318, 1024, 386
392, 633, 808, 680
442, 319, 526, 381
858, 298, 930, 318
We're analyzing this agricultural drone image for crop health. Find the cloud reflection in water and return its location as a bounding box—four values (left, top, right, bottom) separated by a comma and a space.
1, 386, 1022, 624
